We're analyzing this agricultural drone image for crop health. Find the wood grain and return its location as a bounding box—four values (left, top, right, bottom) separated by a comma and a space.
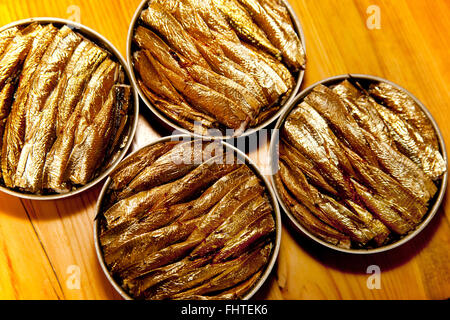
0, 0, 448, 300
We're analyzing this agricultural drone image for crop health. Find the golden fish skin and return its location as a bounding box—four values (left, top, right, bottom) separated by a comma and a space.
140, 2, 210, 69
153, 0, 215, 44
0, 23, 39, 91
0, 81, 14, 121
190, 195, 270, 258
319, 194, 376, 245
345, 200, 390, 246
191, 37, 268, 107
187, 0, 240, 42
147, 253, 243, 300
283, 116, 354, 199
261, 0, 306, 70
133, 50, 216, 130
135, 44, 255, 126
56, 41, 108, 133
290, 101, 357, 177
126, 256, 211, 298
278, 160, 374, 244
174, 270, 263, 300
14, 75, 65, 193
16, 26, 82, 192
186, 64, 259, 118
73, 59, 118, 143
134, 28, 228, 128
278, 159, 343, 228
237, 0, 304, 70
274, 174, 350, 249
363, 130, 437, 205
133, 50, 186, 106
53, 40, 91, 131
103, 153, 239, 229
101, 203, 188, 250
249, 105, 279, 126
42, 105, 79, 192
187, 175, 264, 242
105, 166, 254, 279
351, 179, 413, 235
369, 82, 439, 149
212, 0, 280, 58
67, 87, 116, 185
342, 143, 427, 223
1, 24, 58, 187
109, 142, 178, 192
110, 225, 207, 279
217, 35, 288, 104
121, 238, 202, 281
148, 55, 248, 130
0, 82, 15, 180
279, 141, 338, 196
371, 98, 446, 180
212, 212, 274, 262
43, 59, 118, 191
107, 84, 131, 157
245, 42, 295, 100
99, 148, 274, 297
260, 0, 292, 22
24, 26, 82, 138
106, 216, 202, 273
115, 140, 214, 201
171, 243, 271, 299
177, 165, 254, 222
133, 26, 184, 76
332, 80, 398, 151
0, 26, 20, 58
139, 82, 215, 135
137, 29, 258, 121
305, 84, 379, 167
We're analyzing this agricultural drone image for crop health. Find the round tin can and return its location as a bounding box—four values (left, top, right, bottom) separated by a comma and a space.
94, 135, 282, 299
269, 74, 447, 254
0, 18, 139, 200
126, 0, 306, 139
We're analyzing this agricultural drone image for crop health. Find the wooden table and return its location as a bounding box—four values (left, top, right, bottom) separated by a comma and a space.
0, 0, 448, 300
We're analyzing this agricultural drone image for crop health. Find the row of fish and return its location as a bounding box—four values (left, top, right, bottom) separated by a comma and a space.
276, 80, 446, 249
99, 140, 276, 299
132, 0, 305, 135
0, 23, 132, 194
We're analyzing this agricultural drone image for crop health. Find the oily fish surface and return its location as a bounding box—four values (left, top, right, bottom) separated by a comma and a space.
132, 0, 305, 135
0, 23, 132, 194
277, 80, 446, 249
99, 140, 276, 300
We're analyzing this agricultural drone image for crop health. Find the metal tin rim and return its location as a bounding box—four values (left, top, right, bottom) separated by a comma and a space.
0, 17, 139, 200
126, 0, 306, 140
269, 73, 448, 254
94, 134, 282, 300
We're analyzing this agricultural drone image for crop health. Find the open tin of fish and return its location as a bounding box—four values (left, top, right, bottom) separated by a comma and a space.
0, 18, 139, 200
94, 134, 282, 300
126, 0, 306, 139
269, 74, 448, 254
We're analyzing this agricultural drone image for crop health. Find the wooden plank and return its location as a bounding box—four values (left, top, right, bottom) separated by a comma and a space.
0, 193, 63, 299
